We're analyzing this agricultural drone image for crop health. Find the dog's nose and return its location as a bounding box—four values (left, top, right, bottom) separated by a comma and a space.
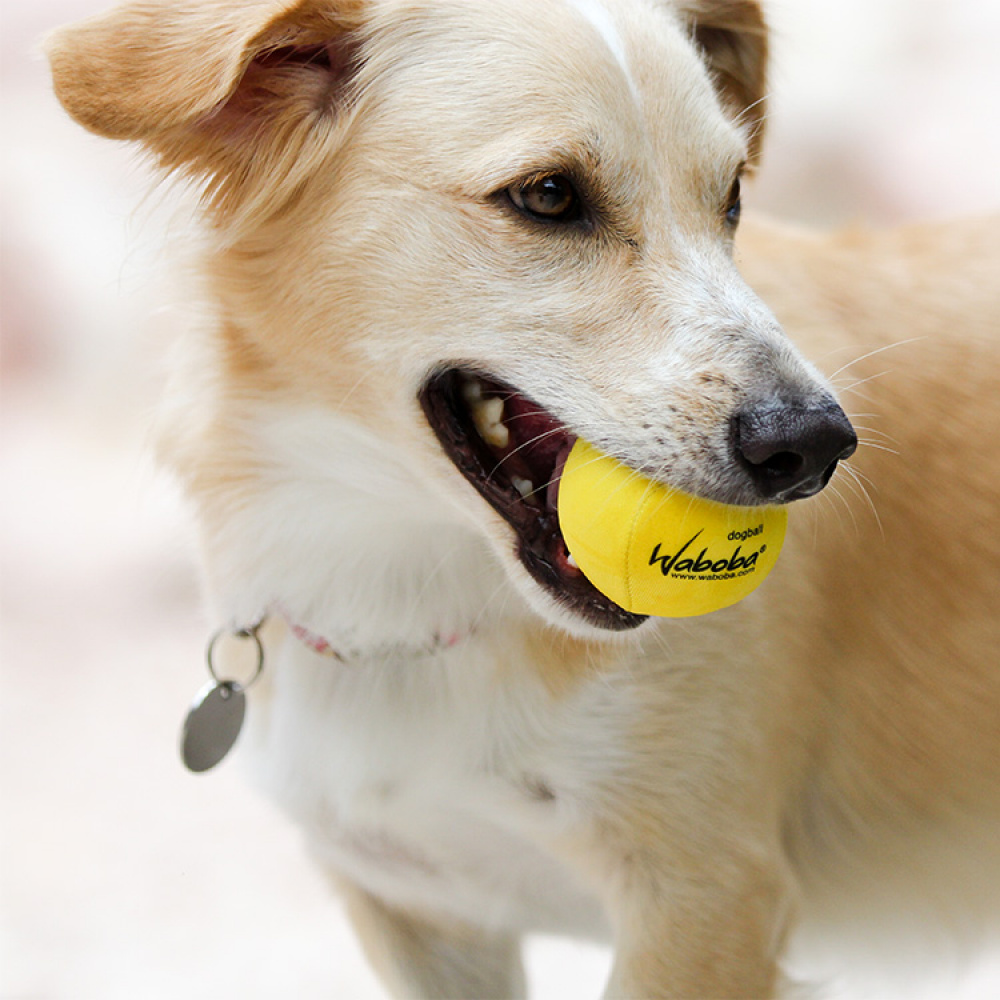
735, 400, 857, 500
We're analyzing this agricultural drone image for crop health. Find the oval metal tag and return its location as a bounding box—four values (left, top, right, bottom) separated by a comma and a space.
181, 681, 246, 773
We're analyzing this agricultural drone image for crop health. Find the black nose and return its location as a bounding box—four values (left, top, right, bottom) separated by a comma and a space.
735, 400, 857, 500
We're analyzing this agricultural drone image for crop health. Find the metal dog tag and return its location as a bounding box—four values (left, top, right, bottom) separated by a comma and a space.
181, 680, 247, 773
180, 622, 264, 773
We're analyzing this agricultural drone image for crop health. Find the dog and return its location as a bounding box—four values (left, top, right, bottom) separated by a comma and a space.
48, 0, 1000, 996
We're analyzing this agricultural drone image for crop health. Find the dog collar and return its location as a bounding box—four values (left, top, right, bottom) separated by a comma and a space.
180, 615, 470, 773
274, 604, 468, 661
283, 616, 342, 658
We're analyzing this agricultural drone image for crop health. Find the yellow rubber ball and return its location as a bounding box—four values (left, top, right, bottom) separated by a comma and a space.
558, 439, 788, 618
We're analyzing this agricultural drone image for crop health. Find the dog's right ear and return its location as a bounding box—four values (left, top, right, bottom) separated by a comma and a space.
674, 0, 769, 164
47, 0, 366, 220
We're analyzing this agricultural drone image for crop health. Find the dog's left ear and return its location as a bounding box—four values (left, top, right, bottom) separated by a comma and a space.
676, 0, 769, 163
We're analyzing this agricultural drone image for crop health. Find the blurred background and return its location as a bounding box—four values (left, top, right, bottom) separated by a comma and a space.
2, 1, 999, 997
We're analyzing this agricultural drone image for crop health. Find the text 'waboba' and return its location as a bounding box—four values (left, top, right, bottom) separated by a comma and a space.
649, 529, 765, 578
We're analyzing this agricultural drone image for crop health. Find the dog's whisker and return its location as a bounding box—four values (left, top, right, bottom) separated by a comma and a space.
733, 92, 773, 141
834, 485, 862, 538
814, 481, 855, 539
486, 426, 569, 484
468, 573, 517, 636
832, 369, 894, 396
847, 418, 890, 431
842, 461, 879, 492
531, 448, 649, 506
336, 372, 374, 413
852, 427, 900, 450
836, 386, 879, 407
851, 420, 897, 438
499, 408, 559, 424
551, 459, 660, 527
840, 463, 885, 540
736, 92, 771, 121
856, 438, 900, 457
403, 543, 464, 636
852, 426, 896, 443
827, 337, 924, 381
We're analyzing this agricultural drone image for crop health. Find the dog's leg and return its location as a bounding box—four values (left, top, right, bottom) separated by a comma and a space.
339, 881, 527, 1000
602, 907, 782, 999
595, 840, 793, 1000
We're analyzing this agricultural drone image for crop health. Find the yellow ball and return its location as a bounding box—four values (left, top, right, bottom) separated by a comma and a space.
558, 439, 788, 618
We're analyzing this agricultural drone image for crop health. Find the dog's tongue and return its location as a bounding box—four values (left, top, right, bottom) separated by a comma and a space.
502, 391, 575, 508
504, 393, 563, 462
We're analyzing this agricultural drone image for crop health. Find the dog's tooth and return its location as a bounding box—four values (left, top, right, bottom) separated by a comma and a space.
472, 396, 509, 448
512, 477, 534, 499
461, 377, 484, 404
483, 422, 510, 448
480, 396, 504, 424
566, 552, 579, 570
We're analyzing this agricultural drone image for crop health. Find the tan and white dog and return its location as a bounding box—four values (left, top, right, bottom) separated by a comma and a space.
49, 0, 1000, 996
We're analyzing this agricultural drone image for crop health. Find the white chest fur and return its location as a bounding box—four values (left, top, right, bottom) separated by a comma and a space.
241, 629, 624, 938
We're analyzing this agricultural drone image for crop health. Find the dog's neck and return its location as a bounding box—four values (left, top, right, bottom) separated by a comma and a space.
276, 603, 472, 661
200, 402, 519, 655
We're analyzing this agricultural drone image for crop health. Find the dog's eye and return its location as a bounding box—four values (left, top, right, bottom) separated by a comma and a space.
725, 176, 742, 228
509, 175, 581, 222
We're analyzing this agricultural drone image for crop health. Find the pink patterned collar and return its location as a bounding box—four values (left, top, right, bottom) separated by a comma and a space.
275, 605, 467, 661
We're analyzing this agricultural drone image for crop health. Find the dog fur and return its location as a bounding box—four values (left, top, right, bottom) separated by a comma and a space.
49, 0, 1000, 996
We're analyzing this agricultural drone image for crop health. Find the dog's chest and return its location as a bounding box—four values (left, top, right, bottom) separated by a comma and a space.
244, 635, 624, 936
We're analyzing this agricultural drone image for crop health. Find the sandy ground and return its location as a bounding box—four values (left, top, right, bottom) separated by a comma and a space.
3, 1, 1000, 997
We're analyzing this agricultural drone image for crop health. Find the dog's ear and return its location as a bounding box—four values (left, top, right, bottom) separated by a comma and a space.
47, 0, 366, 221
675, 0, 769, 164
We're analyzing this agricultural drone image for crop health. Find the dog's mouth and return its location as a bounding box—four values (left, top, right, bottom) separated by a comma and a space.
419, 368, 646, 631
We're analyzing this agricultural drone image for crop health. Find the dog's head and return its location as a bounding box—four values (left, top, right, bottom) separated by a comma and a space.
50, 0, 855, 636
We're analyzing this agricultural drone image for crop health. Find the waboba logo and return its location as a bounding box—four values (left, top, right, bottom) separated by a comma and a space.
649, 528, 766, 580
